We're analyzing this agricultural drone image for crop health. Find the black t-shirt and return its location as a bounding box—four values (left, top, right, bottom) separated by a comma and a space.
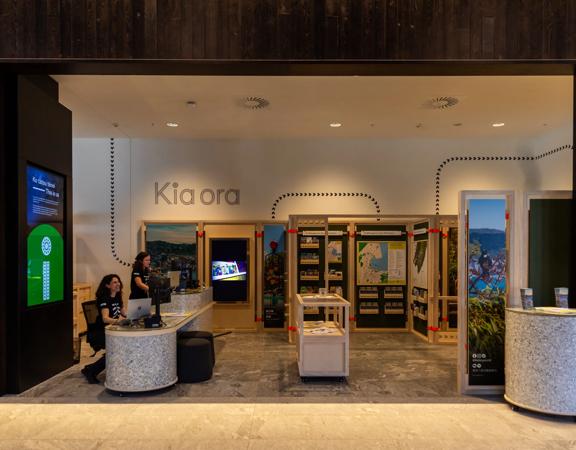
130, 268, 150, 299
96, 295, 123, 330
96, 297, 122, 324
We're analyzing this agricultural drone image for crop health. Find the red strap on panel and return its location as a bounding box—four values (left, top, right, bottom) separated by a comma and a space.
255, 317, 263, 322
442, 317, 449, 322
288, 229, 298, 234
256, 232, 263, 238
427, 228, 440, 233
407, 232, 414, 237
505, 211, 510, 220
427, 326, 440, 331
441, 233, 448, 239
349, 316, 356, 322
197, 231, 204, 238
348, 231, 356, 238
288, 326, 297, 331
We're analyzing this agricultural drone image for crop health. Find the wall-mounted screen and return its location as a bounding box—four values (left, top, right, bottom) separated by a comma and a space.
26, 164, 65, 307
211, 261, 247, 281
211, 239, 248, 302
27, 165, 64, 225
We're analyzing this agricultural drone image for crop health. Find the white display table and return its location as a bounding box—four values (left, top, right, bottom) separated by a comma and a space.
505, 307, 576, 418
104, 288, 213, 392
295, 294, 350, 377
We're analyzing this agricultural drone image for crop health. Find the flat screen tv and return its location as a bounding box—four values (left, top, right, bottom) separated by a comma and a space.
211, 239, 248, 302
211, 260, 247, 281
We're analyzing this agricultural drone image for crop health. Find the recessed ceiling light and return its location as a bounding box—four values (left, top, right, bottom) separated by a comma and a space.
166, 122, 179, 127
453, 123, 463, 127
330, 123, 342, 128
492, 122, 505, 127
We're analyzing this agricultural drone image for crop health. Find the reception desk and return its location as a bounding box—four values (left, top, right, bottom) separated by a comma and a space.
505, 307, 576, 417
104, 288, 213, 392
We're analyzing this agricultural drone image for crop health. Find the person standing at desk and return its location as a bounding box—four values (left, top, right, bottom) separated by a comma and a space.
81, 274, 126, 384
130, 251, 151, 299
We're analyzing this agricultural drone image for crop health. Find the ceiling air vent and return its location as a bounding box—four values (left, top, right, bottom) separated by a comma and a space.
239, 96, 270, 110
424, 96, 459, 110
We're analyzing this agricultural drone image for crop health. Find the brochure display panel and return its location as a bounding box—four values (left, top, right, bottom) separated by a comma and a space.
355, 224, 407, 329
466, 198, 508, 386
297, 225, 348, 320
410, 222, 429, 337
26, 164, 65, 307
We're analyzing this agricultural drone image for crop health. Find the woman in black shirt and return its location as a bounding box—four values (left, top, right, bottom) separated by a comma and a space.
81, 274, 126, 384
129, 251, 151, 299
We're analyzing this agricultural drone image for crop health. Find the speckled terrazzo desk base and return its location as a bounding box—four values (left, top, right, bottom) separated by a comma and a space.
105, 332, 178, 392
504, 394, 576, 418
505, 308, 576, 417
105, 290, 213, 392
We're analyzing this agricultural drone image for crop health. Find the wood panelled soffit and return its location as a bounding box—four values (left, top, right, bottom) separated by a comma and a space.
0, 0, 575, 61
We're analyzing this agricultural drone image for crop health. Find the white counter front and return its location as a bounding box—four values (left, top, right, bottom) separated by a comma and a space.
104, 288, 213, 392
505, 307, 576, 416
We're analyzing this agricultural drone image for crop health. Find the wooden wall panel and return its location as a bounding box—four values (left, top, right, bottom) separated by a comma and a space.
0, 0, 575, 61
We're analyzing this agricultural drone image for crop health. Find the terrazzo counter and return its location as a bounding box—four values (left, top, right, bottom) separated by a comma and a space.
104, 288, 213, 392
505, 307, 576, 417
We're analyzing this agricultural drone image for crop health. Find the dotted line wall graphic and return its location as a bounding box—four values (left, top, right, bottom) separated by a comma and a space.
271, 192, 380, 219
434, 144, 573, 214
109, 138, 132, 267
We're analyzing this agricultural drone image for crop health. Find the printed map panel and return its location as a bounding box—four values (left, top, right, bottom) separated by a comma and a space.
357, 241, 406, 286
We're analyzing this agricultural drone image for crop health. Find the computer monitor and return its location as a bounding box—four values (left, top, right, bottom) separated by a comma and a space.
167, 270, 181, 289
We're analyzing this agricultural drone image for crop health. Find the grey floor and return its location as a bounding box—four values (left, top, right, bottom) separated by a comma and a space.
17, 331, 471, 402
5, 333, 575, 449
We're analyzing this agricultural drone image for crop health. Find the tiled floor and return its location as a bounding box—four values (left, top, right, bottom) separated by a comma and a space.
17, 332, 460, 401
1, 332, 574, 449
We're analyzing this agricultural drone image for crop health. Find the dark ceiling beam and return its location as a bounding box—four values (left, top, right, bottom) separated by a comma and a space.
1, 0, 576, 61
0, 60, 574, 77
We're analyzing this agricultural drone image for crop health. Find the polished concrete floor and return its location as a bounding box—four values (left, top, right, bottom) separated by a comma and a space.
18, 331, 460, 400
1, 332, 574, 449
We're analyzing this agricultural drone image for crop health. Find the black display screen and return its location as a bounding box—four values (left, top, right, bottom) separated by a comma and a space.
27, 165, 64, 226
211, 239, 248, 302
26, 164, 65, 308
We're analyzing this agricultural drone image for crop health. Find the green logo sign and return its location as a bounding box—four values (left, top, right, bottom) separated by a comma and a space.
27, 224, 64, 306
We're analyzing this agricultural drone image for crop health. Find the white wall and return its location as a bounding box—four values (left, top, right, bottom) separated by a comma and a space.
73, 132, 573, 286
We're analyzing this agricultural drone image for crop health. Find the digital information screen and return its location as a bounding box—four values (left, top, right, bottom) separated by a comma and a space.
211, 239, 248, 302
26, 165, 65, 307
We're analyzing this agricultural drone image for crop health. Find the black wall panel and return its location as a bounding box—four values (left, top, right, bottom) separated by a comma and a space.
3, 76, 73, 393
529, 199, 572, 308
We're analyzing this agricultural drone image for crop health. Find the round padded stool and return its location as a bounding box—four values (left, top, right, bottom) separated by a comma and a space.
178, 331, 215, 367
177, 338, 213, 383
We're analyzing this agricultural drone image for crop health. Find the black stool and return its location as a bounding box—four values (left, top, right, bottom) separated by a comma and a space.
177, 338, 213, 383
178, 331, 215, 367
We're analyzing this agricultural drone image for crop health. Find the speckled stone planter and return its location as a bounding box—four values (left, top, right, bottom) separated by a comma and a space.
505, 308, 576, 416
